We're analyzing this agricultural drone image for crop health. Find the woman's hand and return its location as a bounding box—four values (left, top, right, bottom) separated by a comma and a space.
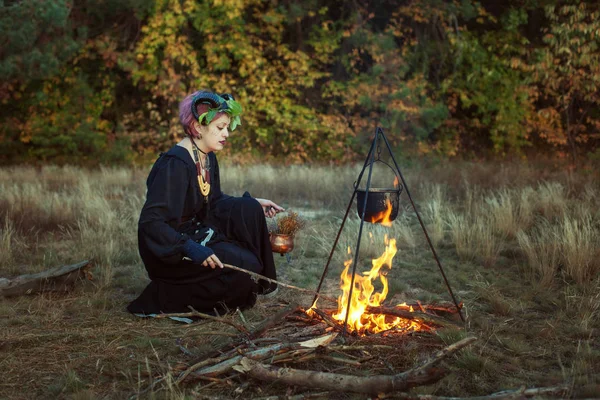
202, 254, 224, 269
255, 198, 285, 218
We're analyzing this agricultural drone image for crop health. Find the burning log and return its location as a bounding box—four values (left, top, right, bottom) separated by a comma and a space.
366, 306, 462, 329
233, 337, 477, 395
310, 308, 345, 333
401, 301, 464, 316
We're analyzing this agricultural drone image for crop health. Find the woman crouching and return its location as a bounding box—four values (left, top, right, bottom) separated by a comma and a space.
127, 91, 283, 316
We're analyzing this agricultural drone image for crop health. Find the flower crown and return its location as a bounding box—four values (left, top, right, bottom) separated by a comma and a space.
191, 92, 243, 131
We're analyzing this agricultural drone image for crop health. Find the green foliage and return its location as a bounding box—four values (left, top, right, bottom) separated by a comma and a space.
0, 0, 599, 164
22, 69, 117, 163
0, 0, 81, 82
528, 4, 600, 161
442, 9, 533, 155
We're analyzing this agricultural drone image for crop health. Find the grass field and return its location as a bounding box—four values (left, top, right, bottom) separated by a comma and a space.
0, 160, 599, 399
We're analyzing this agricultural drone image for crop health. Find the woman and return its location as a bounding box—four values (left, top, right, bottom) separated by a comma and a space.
127, 91, 284, 316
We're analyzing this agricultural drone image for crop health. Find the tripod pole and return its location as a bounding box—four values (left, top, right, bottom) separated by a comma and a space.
342, 129, 380, 335
379, 128, 465, 322
311, 139, 376, 306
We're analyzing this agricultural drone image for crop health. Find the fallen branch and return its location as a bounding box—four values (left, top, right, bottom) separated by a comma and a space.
0, 260, 91, 297
382, 384, 569, 399
286, 324, 328, 339
254, 392, 332, 400
310, 308, 344, 333
155, 307, 249, 335
317, 355, 362, 367
234, 357, 445, 394
233, 337, 476, 395
249, 304, 300, 339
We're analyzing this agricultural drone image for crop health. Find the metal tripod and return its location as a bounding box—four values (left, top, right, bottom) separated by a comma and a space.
311, 127, 464, 335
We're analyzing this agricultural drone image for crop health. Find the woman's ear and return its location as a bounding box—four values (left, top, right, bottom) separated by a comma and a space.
191, 121, 204, 138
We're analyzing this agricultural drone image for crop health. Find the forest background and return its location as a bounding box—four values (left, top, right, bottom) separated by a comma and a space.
1, 0, 600, 166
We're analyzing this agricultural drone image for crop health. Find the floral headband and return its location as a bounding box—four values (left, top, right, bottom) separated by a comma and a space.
191, 92, 243, 131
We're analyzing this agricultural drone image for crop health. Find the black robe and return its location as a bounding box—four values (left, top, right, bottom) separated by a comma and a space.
127, 145, 277, 315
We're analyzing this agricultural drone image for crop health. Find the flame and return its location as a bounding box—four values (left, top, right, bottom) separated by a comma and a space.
307, 237, 426, 336
330, 235, 422, 335
306, 298, 318, 317
394, 176, 399, 188
368, 198, 393, 227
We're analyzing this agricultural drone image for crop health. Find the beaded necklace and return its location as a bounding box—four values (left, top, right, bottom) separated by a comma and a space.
190, 137, 211, 201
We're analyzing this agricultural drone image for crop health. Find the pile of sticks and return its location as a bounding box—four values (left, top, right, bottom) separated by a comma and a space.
137, 304, 567, 399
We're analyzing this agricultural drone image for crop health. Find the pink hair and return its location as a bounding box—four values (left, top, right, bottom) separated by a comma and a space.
179, 90, 228, 138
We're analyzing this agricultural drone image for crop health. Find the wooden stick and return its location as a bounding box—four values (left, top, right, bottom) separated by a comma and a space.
222, 263, 337, 303
328, 344, 394, 351
155, 307, 249, 335
317, 355, 362, 367
380, 385, 569, 399
181, 334, 337, 383
287, 325, 328, 339
311, 308, 344, 333
187, 331, 239, 337
254, 392, 332, 400
395, 301, 464, 315
177, 352, 239, 384
417, 337, 476, 371
249, 304, 300, 339
181, 342, 300, 383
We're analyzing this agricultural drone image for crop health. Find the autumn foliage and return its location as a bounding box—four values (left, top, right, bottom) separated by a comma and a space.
1, 0, 599, 164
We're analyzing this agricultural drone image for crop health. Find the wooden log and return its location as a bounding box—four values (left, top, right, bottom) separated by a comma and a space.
311, 308, 345, 333
381, 384, 569, 399
0, 260, 91, 297
233, 337, 476, 395
402, 301, 463, 315
234, 357, 446, 394
366, 306, 462, 329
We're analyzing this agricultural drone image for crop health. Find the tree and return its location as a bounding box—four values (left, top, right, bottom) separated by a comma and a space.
529, 4, 600, 161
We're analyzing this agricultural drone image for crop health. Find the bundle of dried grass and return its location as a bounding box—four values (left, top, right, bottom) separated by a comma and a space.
270, 210, 306, 237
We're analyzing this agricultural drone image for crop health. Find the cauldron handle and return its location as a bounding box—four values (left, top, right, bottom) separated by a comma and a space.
358, 159, 403, 194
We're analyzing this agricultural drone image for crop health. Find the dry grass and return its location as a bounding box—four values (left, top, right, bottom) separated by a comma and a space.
517, 222, 561, 287
0, 161, 599, 399
517, 213, 600, 287
559, 215, 600, 285
422, 184, 448, 247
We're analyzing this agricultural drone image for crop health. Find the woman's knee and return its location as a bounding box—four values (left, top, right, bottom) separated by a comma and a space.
239, 197, 264, 218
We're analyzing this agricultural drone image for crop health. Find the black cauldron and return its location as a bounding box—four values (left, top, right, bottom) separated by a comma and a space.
356, 187, 402, 224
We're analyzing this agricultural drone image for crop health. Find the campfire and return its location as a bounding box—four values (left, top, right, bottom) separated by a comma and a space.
308, 234, 428, 336
307, 195, 431, 336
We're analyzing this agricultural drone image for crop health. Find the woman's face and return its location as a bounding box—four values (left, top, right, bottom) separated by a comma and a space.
194, 114, 231, 153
